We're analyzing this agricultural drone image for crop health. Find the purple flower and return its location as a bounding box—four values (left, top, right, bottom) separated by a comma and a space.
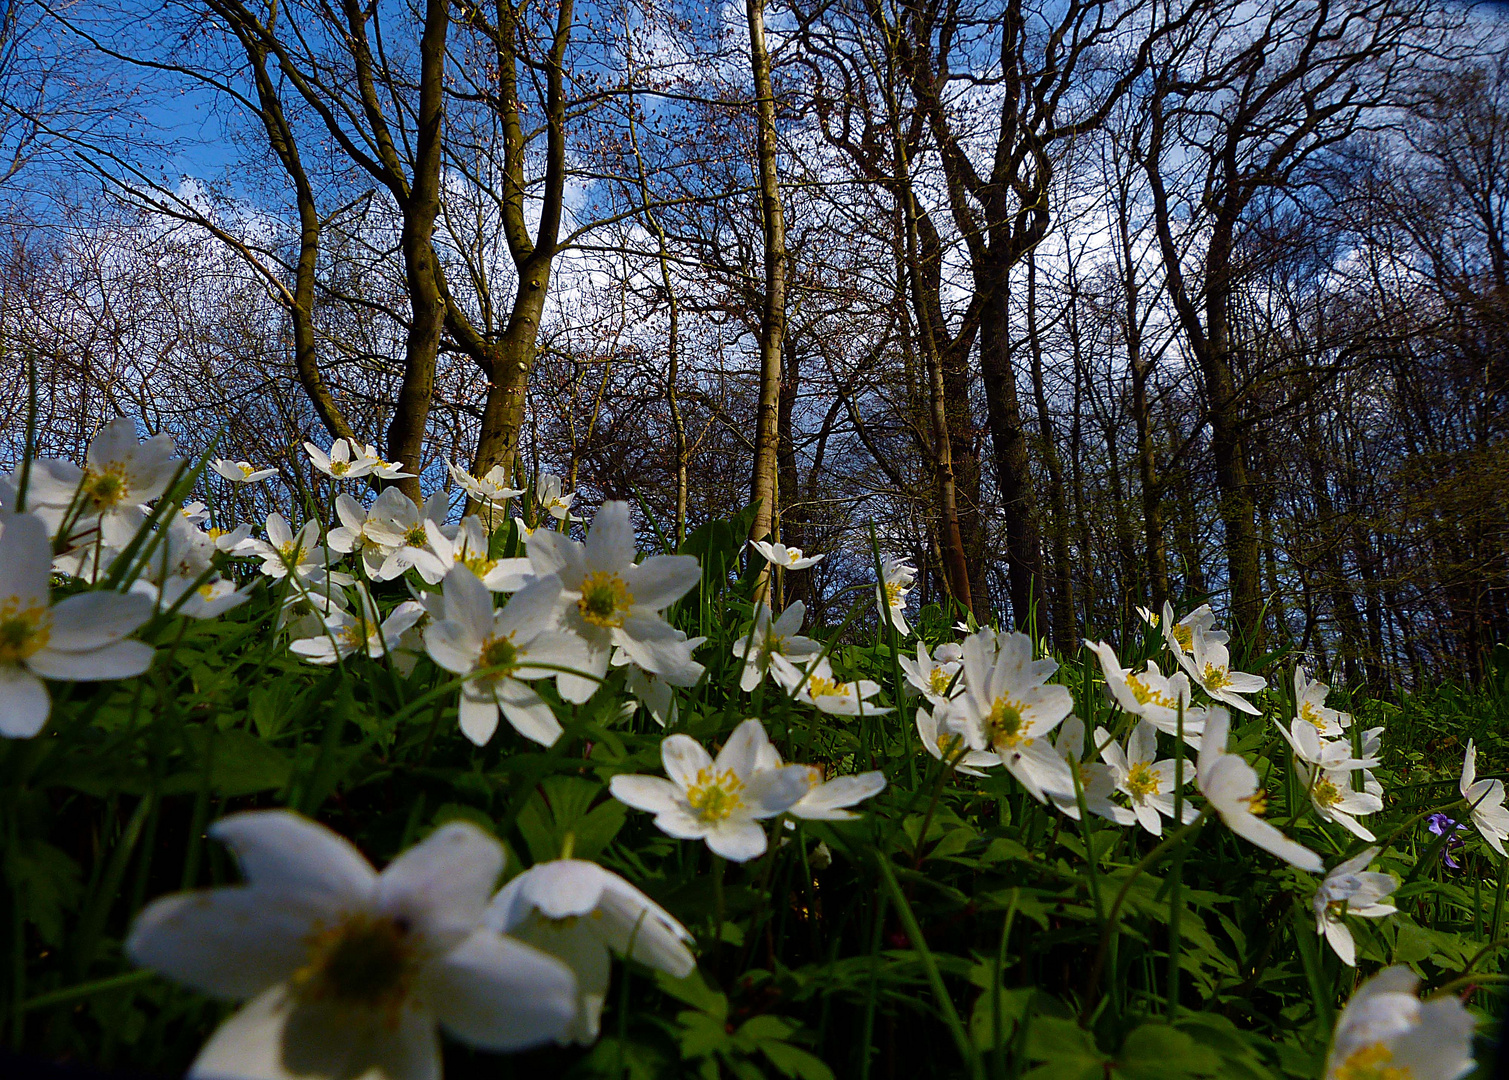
1427, 813, 1465, 869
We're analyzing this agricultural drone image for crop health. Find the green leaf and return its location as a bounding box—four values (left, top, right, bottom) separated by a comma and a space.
760, 1039, 836, 1080
1116, 1023, 1221, 1078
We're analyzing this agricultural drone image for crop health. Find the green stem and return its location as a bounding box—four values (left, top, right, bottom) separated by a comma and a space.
1081, 812, 1208, 1023
875, 855, 985, 1080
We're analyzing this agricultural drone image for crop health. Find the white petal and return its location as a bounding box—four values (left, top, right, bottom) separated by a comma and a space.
790, 772, 886, 820
28, 638, 155, 681
0, 664, 50, 737
496, 680, 562, 746
661, 734, 713, 790
1324, 919, 1357, 966
715, 718, 770, 780
704, 820, 768, 862
457, 693, 501, 745
584, 500, 636, 569
488, 861, 606, 928
126, 887, 317, 1000
209, 811, 376, 907
743, 765, 812, 817
624, 555, 701, 611
426, 929, 577, 1050
0, 513, 53, 606
609, 775, 684, 815
376, 822, 504, 950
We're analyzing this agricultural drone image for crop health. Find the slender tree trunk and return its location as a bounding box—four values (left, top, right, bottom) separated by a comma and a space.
1026, 255, 1072, 645
980, 276, 1046, 631
745, 0, 786, 554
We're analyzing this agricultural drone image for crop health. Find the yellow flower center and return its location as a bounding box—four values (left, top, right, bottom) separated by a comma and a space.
238, 463, 255, 478
293, 912, 418, 1017
1333, 1042, 1410, 1080
928, 667, 954, 697
0, 599, 52, 662
207, 527, 226, 540
337, 623, 369, 649
81, 465, 127, 511
935, 732, 962, 756
986, 696, 1027, 750
1202, 664, 1230, 690
577, 571, 633, 627
1313, 776, 1344, 809
883, 581, 904, 607
279, 541, 304, 563
686, 767, 744, 823
329, 460, 350, 476
403, 525, 427, 548
807, 675, 849, 699
1172, 624, 1192, 649
197, 583, 218, 600
463, 554, 497, 578
1126, 762, 1161, 800
1241, 790, 1267, 816
478, 634, 519, 679
763, 631, 787, 657
1126, 672, 1176, 708
1300, 700, 1325, 731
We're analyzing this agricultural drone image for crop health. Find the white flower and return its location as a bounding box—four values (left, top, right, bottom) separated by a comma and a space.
608, 718, 811, 862
524, 500, 700, 702
211, 459, 277, 484
1360, 726, 1385, 798
132, 519, 250, 620
748, 540, 824, 570
206, 524, 257, 555
290, 585, 423, 666
769, 654, 891, 716
948, 629, 1074, 802
1322, 966, 1476, 1080
252, 514, 335, 582
1293, 666, 1351, 738
126, 810, 579, 1078
1181, 626, 1266, 715
1196, 707, 1323, 872
536, 473, 578, 521
915, 706, 997, 777
732, 601, 822, 692
1274, 718, 1377, 774
326, 492, 401, 578
1084, 640, 1201, 747
1292, 758, 1384, 842
152, 576, 252, 620
1049, 717, 1136, 827
369, 492, 451, 583
275, 572, 350, 637
422, 518, 533, 592
29, 417, 182, 547
1312, 847, 1397, 966
754, 742, 886, 820
1100, 718, 1194, 835
486, 859, 695, 1045
1158, 600, 1227, 657
0, 513, 155, 738
898, 640, 964, 706
351, 442, 416, 480
448, 462, 525, 509
875, 557, 915, 636
179, 501, 211, 527
302, 438, 373, 481
1460, 739, 1509, 856
424, 568, 592, 747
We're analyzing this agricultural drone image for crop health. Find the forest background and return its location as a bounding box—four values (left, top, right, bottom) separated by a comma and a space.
0, 0, 1505, 684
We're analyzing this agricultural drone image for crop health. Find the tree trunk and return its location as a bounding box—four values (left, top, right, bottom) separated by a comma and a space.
383, 0, 449, 502
979, 276, 1045, 632
744, 0, 787, 555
